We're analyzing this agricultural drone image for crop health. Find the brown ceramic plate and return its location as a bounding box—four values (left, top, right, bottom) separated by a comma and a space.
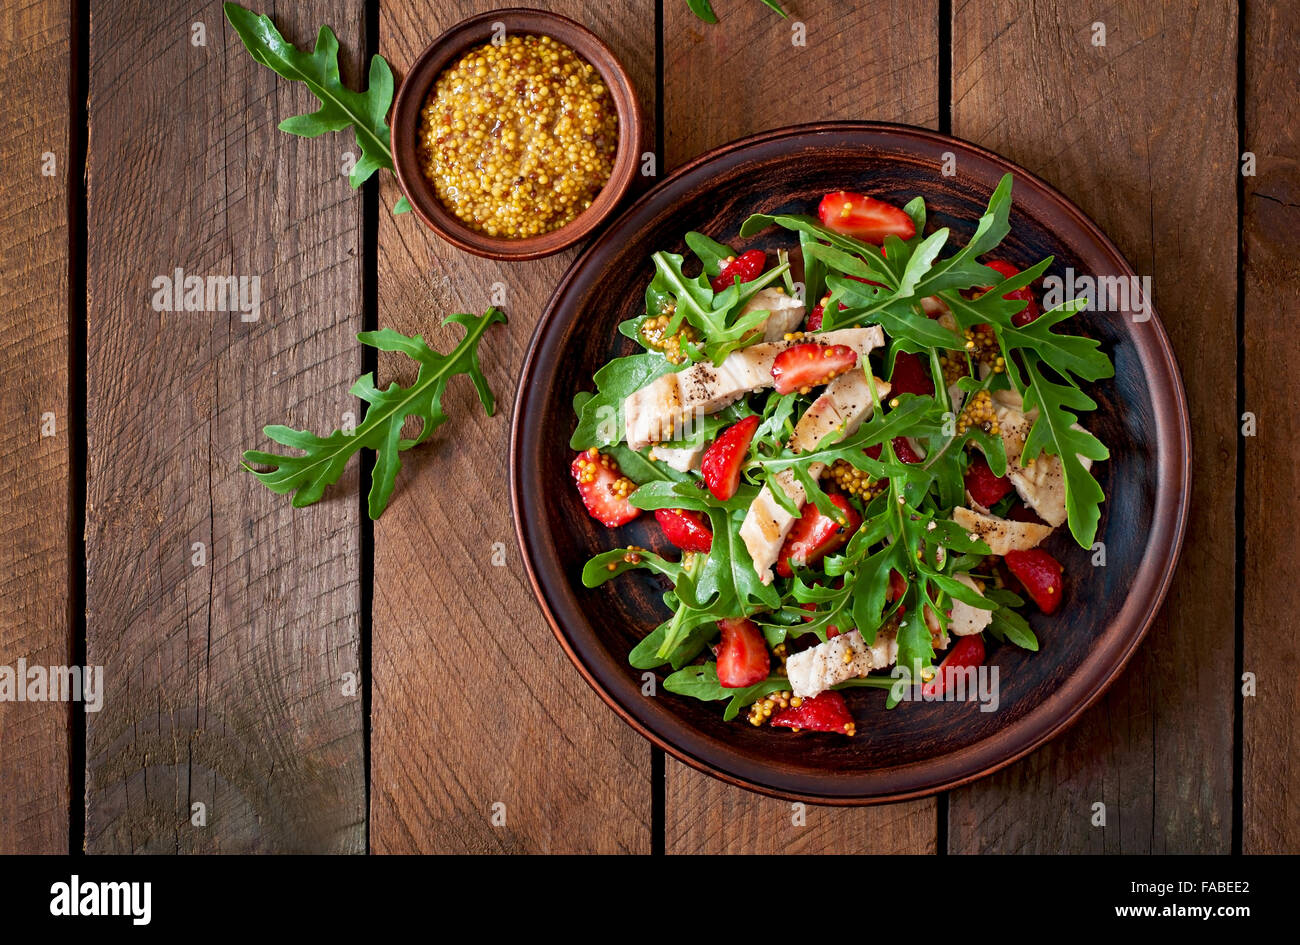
510, 122, 1190, 803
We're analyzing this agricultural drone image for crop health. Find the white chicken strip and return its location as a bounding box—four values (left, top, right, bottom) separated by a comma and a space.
996, 403, 1092, 528
623, 326, 884, 450
953, 506, 1054, 556
786, 629, 899, 700
648, 442, 703, 472
740, 370, 891, 584
741, 287, 806, 341
948, 573, 993, 636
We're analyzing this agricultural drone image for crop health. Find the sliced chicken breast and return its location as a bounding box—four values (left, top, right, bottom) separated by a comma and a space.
786, 628, 899, 700
648, 443, 703, 472
624, 326, 884, 450
740, 370, 891, 584
948, 573, 993, 636
996, 402, 1093, 529
741, 287, 806, 341
952, 506, 1054, 556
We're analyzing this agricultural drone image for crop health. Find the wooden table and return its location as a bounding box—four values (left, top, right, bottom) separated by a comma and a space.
0, 0, 1294, 854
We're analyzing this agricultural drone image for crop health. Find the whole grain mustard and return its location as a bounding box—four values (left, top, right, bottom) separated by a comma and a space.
416, 34, 619, 238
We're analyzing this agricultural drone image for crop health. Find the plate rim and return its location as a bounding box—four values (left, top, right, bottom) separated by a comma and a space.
508, 120, 1192, 804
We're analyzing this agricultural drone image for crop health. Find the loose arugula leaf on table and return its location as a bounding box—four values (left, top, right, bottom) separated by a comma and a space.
224, 2, 410, 213
686, 0, 788, 24
242, 308, 505, 519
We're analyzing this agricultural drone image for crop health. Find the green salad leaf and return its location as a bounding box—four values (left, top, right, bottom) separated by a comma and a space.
224, 2, 410, 213
663, 663, 789, 721
243, 309, 505, 518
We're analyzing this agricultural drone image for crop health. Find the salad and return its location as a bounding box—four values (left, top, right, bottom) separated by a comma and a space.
570, 174, 1113, 736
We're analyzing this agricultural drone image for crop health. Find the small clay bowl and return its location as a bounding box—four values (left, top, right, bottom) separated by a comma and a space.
390, 9, 643, 261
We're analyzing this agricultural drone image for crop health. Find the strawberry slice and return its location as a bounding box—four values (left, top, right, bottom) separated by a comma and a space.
921, 635, 985, 698
653, 508, 713, 553
771, 343, 858, 395
771, 690, 855, 735
1004, 548, 1064, 614
866, 437, 924, 464
715, 617, 770, 688
888, 569, 907, 606
1006, 501, 1048, 525
701, 415, 760, 501
817, 191, 916, 244
889, 350, 935, 398
571, 449, 640, 526
981, 260, 1042, 327
776, 493, 862, 578
964, 451, 1013, 507
710, 248, 766, 293
807, 296, 827, 331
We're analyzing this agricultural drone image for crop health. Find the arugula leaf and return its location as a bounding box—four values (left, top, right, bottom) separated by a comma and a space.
1018, 353, 1111, 546
651, 250, 790, 364
224, 2, 410, 214
571, 354, 677, 449
243, 308, 505, 518
686, 0, 788, 23
582, 548, 683, 587
663, 663, 789, 721
984, 587, 1039, 651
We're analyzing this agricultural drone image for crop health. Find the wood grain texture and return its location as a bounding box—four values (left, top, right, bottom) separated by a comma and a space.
948, 0, 1236, 853
666, 775, 935, 853
0, 0, 71, 854
83, 0, 365, 852
370, 0, 655, 853
662, 0, 939, 852
1242, 0, 1300, 855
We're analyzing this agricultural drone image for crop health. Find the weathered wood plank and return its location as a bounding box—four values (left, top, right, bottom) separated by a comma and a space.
1242, 0, 1300, 855
0, 0, 71, 854
948, 0, 1236, 853
83, 0, 366, 852
662, 0, 940, 853
370, 0, 655, 853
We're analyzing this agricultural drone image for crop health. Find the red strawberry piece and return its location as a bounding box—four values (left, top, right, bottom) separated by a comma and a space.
710, 249, 766, 293
866, 437, 924, 464
807, 296, 827, 331
771, 343, 858, 395
701, 415, 760, 501
964, 451, 1014, 507
776, 493, 862, 578
981, 259, 1042, 326
570, 448, 640, 526
889, 350, 935, 397
921, 635, 985, 698
771, 690, 856, 735
715, 617, 770, 688
1006, 501, 1049, 525
887, 569, 907, 606
653, 508, 713, 553
816, 191, 916, 244
799, 603, 840, 637
1004, 548, 1064, 614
